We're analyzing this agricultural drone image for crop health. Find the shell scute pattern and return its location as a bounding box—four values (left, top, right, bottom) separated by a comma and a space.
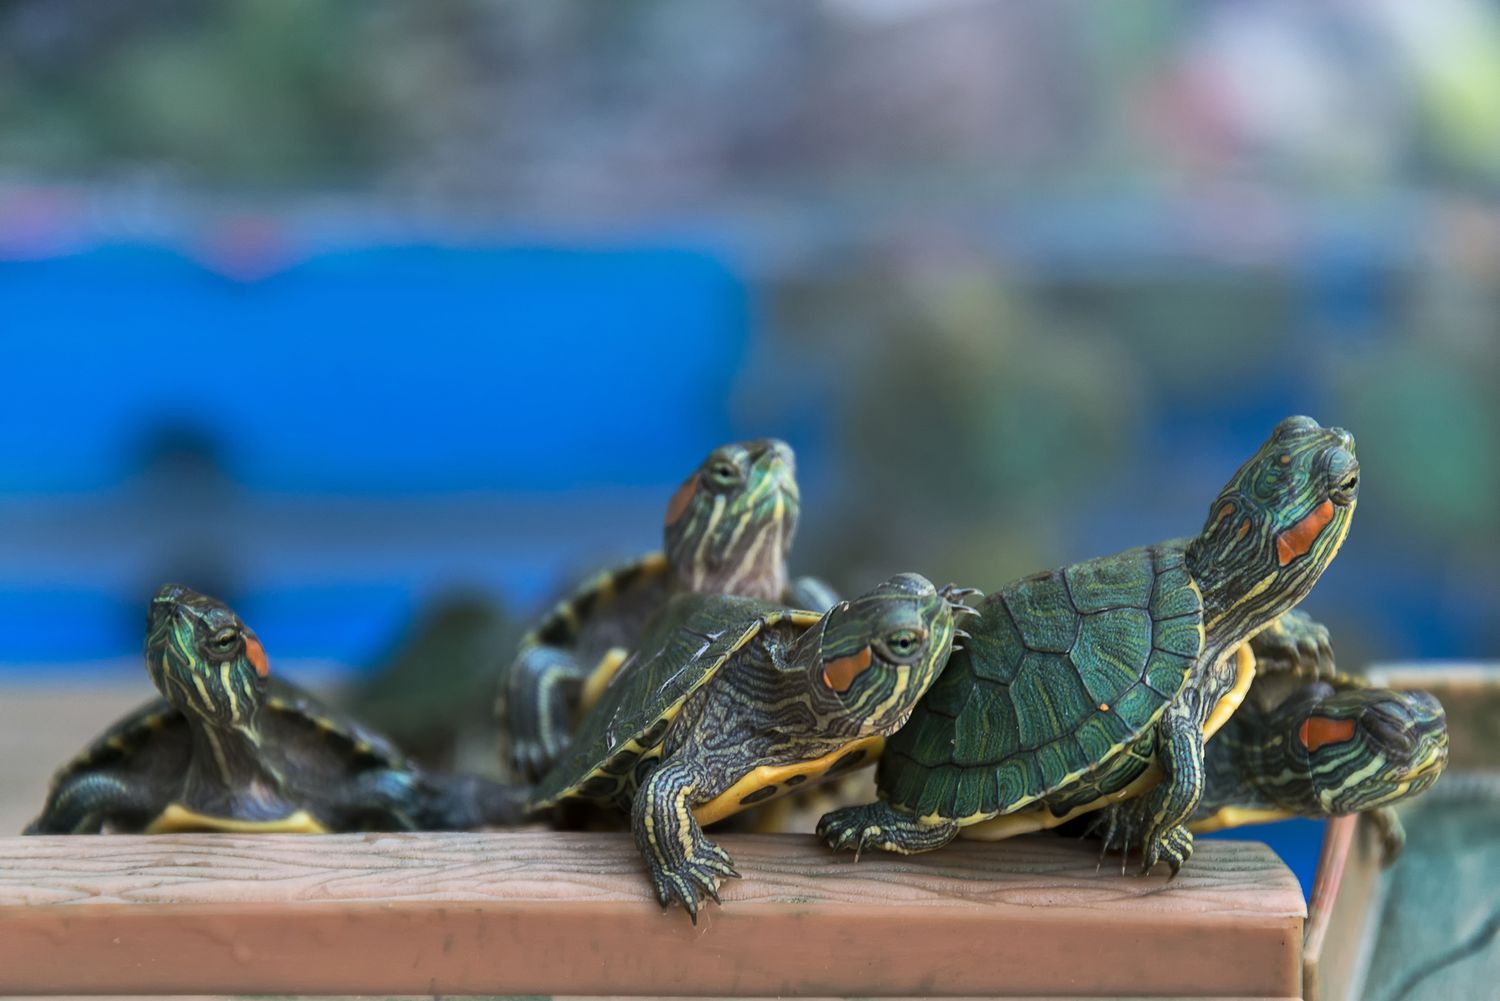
882, 542, 1204, 819
530, 594, 818, 808
1004, 573, 1078, 654
967, 599, 1024, 684
52, 700, 174, 781
1150, 561, 1199, 619
1065, 553, 1152, 613
951, 684, 1012, 766
263, 682, 408, 769
1076, 607, 1154, 703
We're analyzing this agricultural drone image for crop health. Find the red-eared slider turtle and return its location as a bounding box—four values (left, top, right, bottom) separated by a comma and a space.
819, 416, 1359, 874
529, 573, 974, 920
1186, 671, 1447, 865
25, 585, 523, 835
505, 438, 837, 780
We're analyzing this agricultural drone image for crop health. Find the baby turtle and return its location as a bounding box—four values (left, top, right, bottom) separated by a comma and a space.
505, 438, 837, 780
820, 416, 1359, 874
528, 573, 974, 921
1188, 673, 1447, 865
26, 585, 523, 835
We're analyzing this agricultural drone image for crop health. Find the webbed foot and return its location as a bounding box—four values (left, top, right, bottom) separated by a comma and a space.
1251, 609, 1336, 680
1091, 800, 1194, 875
817, 800, 958, 857
633, 759, 739, 923
644, 834, 740, 922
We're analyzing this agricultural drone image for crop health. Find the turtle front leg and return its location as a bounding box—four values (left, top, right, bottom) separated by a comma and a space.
631, 758, 739, 923
25, 772, 161, 834
817, 800, 959, 857
1250, 609, 1336, 680
1370, 805, 1406, 866
506, 646, 587, 781
1110, 712, 1205, 876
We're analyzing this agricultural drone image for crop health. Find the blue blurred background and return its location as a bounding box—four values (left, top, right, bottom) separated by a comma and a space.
2, 0, 1497, 892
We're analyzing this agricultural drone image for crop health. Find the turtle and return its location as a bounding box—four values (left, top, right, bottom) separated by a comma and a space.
25, 584, 524, 835
504, 437, 838, 781
1185, 671, 1447, 866
528, 572, 975, 921
819, 415, 1360, 874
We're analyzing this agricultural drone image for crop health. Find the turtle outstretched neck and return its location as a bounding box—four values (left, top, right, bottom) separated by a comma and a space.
663, 438, 799, 601
146, 584, 293, 819
1185, 416, 1358, 662
178, 716, 293, 820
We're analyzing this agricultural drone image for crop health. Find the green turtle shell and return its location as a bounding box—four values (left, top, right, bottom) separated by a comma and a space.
43, 678, 410, 817
879, 542, 1204, 822
529, 592, 821, 810
520, 552, 675, 670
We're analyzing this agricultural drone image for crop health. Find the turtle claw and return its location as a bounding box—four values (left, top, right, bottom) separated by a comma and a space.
646, 835, 739, 922
1139, 823, 1194, 877
1253, 610, 1336, 680
938, 585, 983, 620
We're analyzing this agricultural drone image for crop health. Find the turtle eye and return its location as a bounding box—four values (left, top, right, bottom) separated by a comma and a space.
705, 459, 743, 489
1330, 468, 1359, 506
207, 627, 239, 656
882, 629, 925, 661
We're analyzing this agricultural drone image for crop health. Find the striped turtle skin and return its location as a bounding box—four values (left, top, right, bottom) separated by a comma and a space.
1188, 674, 1447, 864
820, 416, 1360, 874
26, 585, 523, 836
529, 573, 971, 922
503, 438, 838, 781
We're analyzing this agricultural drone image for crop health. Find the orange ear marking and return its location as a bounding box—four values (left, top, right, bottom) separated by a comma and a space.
1299, 715, 1356, 752
664, 477, 698, 527
822, 646, 873, 693
1236, 518, 1251, 539
1276, 499, 1335, 566
244, 636, 271, 678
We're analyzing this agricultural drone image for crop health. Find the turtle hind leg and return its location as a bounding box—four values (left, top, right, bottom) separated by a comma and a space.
506, 645, 587, 781
631, 759, 739, 924
817, 800, 958, 857
25, 772, 160, 834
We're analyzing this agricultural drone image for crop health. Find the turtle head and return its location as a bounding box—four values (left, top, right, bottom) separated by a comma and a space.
802, 573, 967, 737
663, 438, 799, 601
1261, 683, 1448, 815
1187, 416, 1359, 646
147, 584, 270, 728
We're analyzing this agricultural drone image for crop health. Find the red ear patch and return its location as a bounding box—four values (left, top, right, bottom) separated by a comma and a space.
244, 635, 271, 678
822, 646, 873, 693
1276, 499, 1335, 566
1298, 715, 1356, 752
664, 477, 698, 527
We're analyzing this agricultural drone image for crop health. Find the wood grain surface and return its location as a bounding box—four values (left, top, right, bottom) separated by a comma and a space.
0, 682, 1309, 997
0, 830, 1305, 997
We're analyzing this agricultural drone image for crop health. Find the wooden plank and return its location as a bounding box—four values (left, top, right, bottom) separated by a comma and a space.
0, 831, 1304, 997
1302, 815, 1386, 1001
